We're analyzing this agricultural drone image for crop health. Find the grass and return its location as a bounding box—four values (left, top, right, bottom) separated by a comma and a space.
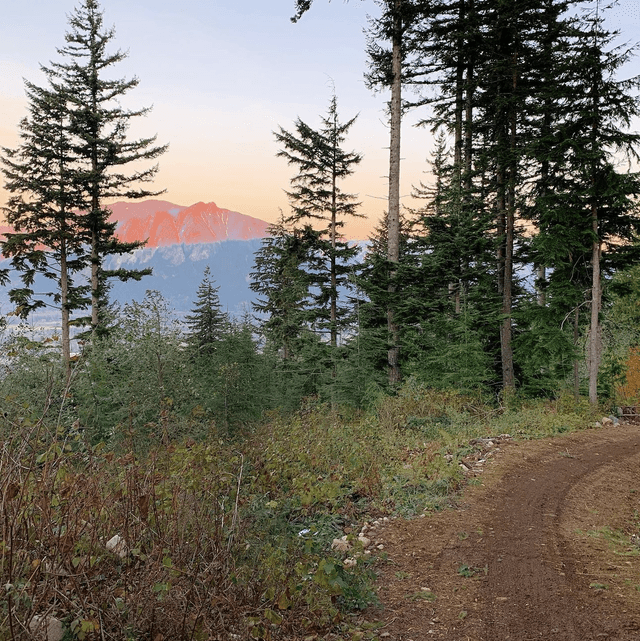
0, 380, 595, 640
458, 564, 488, 578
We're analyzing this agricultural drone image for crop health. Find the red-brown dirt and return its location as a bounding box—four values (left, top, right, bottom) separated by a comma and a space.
366, 423, 640, 640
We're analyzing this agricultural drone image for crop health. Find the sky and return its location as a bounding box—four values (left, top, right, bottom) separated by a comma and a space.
2, 0, 640, 240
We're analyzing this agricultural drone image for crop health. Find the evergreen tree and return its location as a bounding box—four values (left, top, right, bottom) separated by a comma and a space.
563, 8, 640, 404
1, 82, 88, 380
185, 266, 228, 354
274, 95, 362, 348
250, 217, 322, 360
364, 0, 422, 385
402, 131, 496, 390
293, 0, 423, 383
45, 0, 167, 330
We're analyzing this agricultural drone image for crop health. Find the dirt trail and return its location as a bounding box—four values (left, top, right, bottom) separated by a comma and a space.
370, 423, 640, 640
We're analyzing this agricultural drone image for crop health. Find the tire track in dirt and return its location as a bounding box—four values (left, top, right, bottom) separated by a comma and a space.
372, 424, 640, 641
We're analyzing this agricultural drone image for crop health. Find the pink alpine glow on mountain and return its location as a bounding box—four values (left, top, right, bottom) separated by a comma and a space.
109, 200, 270, 246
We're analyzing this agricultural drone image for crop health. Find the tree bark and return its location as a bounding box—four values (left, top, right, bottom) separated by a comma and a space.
387, 0, 402, 386
574, 306, 580, 402
589, 205, 601, 405
330, 145, 338, 349
60, 234, 71, 384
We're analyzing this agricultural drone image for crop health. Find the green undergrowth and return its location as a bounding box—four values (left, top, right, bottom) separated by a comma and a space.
0, 381, 595, 640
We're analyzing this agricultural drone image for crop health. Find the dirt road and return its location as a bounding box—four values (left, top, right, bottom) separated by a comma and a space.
370, 423, 640, 640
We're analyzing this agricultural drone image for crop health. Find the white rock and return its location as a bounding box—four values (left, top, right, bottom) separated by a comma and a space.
331, 538, 351, 552
29, 615, 64, 641
358, 535, 371, 547
377, 544, 385, 550
105, 534, 128, 558
602, 416, 613, 425
343, 557, 357, 568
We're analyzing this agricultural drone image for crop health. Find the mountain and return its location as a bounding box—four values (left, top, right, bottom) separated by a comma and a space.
106, 200, 271, 314
108, 200, 270, 246
0, 200, 272, 322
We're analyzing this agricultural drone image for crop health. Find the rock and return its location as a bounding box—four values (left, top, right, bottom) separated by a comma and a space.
377, 544, 384, 550
358, 535, 371, 547
602, 416, 613, 426
594, 421, 602, 428
331, 538, 351, 552
459, 463, 470, 472
106, 534, 128, 558
343, 557, 357, 568
29, 615, 64, 641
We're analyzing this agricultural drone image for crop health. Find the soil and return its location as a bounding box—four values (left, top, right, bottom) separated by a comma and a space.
364, 422, 640, 641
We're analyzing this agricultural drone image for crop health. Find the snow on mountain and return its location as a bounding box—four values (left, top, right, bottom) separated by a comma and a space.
105, 200, 271, 314
106, 240, 265, 316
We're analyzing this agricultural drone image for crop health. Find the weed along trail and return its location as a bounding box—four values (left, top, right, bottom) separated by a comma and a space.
370, 423, 640, 641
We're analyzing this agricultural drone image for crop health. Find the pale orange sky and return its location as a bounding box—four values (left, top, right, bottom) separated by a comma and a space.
0, 0, 436, 241
2, 0, 639, 240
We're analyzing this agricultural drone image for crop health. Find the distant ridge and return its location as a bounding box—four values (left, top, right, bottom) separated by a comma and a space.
0, 200, 272, 250
0, 199, 272, 317
108, 200, 271, 246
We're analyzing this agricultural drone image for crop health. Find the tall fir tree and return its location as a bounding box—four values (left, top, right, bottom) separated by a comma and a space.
402, 131, 495, 390
364, 0, 424, 385
1, 82, 88, 380
274, 94, 362, 348
45, 0, 167, 330
562, 6, 640, 404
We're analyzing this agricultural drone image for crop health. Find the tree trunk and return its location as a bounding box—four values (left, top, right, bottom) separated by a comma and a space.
573, 306, 580, 402
330, 154, 338, 349
91, 223, 99, 330
387, 0, 402, 386
536, 265, 546, 307
60, 234, 71, 384
589, 206, 601, 405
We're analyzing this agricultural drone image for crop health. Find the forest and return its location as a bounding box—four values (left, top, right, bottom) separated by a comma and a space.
1, 0, 640, 639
